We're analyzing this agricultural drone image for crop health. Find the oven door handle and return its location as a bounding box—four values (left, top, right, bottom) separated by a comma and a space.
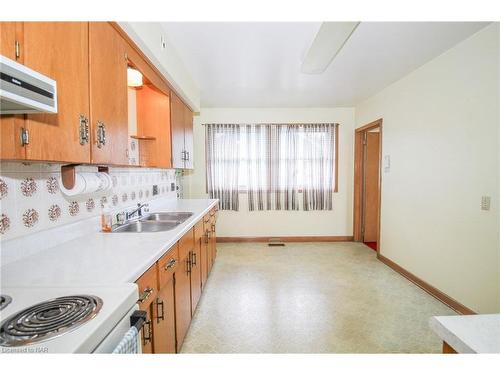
130, 310, 147, 331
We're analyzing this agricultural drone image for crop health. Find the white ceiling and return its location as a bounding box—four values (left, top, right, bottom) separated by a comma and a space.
161, 22, 488, 108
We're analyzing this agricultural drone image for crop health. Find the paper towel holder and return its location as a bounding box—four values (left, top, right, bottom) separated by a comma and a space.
61, 164, 109, 190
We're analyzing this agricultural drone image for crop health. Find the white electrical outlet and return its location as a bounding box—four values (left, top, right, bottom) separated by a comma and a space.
160, 35, 167, 50
481, 196, 491, 211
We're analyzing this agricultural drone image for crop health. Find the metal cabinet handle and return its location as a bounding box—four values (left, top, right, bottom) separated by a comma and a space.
165, 258, 177, 270
186, 257, 192, 274
15, 40, 20, 60
20, 127, 29, 146
156, 299, 164, 323
142, 319, 152, 345
96, 121, 106, 148
211, 224, 216, 233
138, 287, 154, 303
192, 251, 197, 266
185, 151, 190, 161
204, 230, 210, 243
79, 114, 89, 145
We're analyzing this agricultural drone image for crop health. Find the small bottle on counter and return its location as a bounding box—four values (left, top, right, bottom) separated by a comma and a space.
101, 203, 113, 232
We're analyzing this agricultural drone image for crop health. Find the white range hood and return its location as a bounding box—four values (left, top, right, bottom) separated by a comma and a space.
0, 55, 57, 114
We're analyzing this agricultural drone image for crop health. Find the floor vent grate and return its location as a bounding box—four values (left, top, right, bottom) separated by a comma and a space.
268, 238, 285, 246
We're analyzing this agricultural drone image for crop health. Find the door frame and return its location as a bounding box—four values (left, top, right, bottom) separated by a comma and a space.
353, 118, 383, 256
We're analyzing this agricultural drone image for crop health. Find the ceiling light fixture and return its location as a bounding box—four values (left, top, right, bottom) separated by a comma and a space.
127, 67, 143, 87
301, 22, 360, 74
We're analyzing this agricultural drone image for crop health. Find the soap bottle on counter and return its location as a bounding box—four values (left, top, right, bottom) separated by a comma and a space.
101, 203, 112, 232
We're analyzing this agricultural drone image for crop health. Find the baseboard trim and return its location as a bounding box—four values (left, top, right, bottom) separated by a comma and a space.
377, 254, 476, 315
217, 236, 354, 243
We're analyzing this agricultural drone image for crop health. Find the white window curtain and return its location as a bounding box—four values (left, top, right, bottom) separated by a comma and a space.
205, 124, 241, 211
205, 123, 338, 211
301, 124, 336, 211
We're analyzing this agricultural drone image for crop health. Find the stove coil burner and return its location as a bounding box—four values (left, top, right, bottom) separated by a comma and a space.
0, 295, 12, 311
0, 295, 102, 347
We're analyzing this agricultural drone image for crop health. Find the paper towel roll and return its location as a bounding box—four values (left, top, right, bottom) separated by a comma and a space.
59, 173, 87, 196
60, 172, 112, 197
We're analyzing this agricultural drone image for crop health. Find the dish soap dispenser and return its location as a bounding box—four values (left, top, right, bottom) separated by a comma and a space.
101, 203, 112, 232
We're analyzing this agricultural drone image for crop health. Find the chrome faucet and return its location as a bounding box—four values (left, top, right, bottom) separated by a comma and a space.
126, 202, 150, 221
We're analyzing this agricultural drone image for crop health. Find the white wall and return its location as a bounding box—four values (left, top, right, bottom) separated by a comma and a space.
119, 22, 201, 111
356, 24, 500, 313
185, 107, 355, 238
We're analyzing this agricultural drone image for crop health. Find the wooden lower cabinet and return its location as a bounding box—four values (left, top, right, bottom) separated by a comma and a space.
152, 277, 176, 353
190, 237, 202, 313
174, 249, 192, 352
134, 214, 217, 354
141, 304, 155, 354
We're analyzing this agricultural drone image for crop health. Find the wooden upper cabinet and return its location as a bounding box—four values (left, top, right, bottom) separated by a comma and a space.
136, 85, 172, 168
0, 22, 22, 61
0, 22, 26, 160
170, 92, 185, 169
170, 92, 194, 169
22, 22, 91, 163
89, 22, 129, 165
183, 103, 194, 169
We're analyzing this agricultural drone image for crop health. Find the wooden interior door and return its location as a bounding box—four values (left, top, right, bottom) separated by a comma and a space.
174, 251, 192, 352
23, 22, 90, 163
89, 22, 128, 165
362, 131, 380, 242
0, 22, 26, 160
170, 92, 185, 169
152, 278, 176, 353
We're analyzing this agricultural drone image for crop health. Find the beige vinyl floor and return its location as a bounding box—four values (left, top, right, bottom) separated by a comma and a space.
181, 242, 455, 353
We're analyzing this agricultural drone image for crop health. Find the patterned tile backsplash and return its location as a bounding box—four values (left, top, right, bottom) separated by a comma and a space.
0, 162, 178, 241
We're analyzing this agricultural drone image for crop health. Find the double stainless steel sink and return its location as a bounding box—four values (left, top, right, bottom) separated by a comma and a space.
112, 212, 194, 233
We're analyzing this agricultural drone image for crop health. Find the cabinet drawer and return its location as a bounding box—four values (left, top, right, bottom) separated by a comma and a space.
194, 220, 204, 242
178, 229, 194, 261
157, 244, 179, 289
136, 264, 158, 310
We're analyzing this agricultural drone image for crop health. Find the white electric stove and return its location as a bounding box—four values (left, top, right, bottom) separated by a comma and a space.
0, 284, 139, 353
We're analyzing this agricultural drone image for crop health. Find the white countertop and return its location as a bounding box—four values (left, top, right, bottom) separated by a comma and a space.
429, 314, 500, 353
1, 198, 218, 286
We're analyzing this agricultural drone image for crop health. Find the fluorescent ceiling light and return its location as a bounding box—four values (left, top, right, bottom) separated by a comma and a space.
301, 22, 360, 74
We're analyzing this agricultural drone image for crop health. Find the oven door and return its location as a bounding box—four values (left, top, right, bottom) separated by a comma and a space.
92, 305, 142, 353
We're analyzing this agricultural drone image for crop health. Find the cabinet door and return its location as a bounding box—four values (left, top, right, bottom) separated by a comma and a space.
23, 22, 90, 163
204, 216, 213, 274
1, 21, 25, 160
174, 252, 192, 352
200, 228, 209, 286
183, 104, 194, 169
136, 85, 172, 168
141, 303, 154, 354
152, 277, 176, 353
190, 238, 202, 313
89, 22, 128, 165
170, 92, 185, 169
211, 214, 217, 262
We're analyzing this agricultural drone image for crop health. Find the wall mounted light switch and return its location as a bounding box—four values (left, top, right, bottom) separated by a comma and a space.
383, 155, 390, 173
